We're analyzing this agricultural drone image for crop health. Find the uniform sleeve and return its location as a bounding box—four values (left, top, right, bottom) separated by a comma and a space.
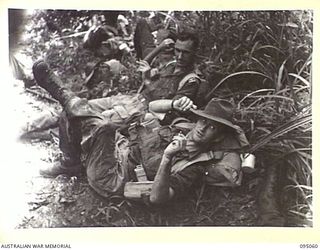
169, 162, 206, 197
173, 77, 200, 102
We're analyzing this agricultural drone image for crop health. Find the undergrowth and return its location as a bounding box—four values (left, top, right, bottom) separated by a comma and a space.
16, 9, 312, 227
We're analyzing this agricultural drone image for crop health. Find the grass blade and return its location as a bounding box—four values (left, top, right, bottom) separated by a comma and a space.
249, 114, 311, 152
289, 73, 311, 87
205, 71, 273, 101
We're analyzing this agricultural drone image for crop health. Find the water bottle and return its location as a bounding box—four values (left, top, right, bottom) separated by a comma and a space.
134, 164, 147, 181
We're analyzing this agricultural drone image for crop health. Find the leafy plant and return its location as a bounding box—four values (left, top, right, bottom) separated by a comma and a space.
19, 9, 312, 227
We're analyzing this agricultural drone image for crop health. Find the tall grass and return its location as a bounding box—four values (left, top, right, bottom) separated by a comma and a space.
23, 10, 312, 226
193, 10, 313, 226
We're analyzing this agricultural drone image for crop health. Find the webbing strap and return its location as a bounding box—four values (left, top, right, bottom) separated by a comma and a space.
178, 72, 200, 90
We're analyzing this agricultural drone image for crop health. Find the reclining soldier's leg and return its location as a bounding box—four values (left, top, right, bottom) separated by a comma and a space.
39, 109, 109, 177
88, 94, 148, 126
39, 111, 83, 177
33, 60, 77, 108
84, 122, 130, 197
33, 60, 106, 177
33, 60, 146, 126
32, 59, 103, 119
32, 59, 137, 184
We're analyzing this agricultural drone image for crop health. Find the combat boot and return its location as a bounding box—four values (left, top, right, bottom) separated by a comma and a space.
33, 59, 103, 119
32, 59, 75, 107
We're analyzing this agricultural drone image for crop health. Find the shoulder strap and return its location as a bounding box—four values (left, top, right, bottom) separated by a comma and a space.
164, 60, 176, 68
171, 150, 224, 174
178, 72, 200, 90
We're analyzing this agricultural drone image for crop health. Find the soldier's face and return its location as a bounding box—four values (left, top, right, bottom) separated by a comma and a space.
174, 39, 195, 68
190, 118, 221, 144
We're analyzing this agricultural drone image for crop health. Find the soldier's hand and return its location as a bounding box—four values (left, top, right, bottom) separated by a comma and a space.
137, 60, 151, 73
163, 133, 187, 158
159, 38, 175, 50
137, 60, 151, 80
172, 96, 197, 112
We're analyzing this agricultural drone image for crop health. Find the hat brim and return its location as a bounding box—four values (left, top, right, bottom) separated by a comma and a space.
191, 109, 238, 130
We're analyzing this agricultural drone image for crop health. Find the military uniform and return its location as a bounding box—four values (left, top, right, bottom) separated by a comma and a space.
55, 63, 200, 196
83, 117, 248, 198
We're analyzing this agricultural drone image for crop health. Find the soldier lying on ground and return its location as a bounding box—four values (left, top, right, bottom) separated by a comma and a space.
22, 30, 199, 139
32, 31, 201, 178
148, 98, 249, 203
147, 99, 285, 225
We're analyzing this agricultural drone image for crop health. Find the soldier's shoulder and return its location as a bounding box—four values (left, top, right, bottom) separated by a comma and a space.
186, 73, 201, 84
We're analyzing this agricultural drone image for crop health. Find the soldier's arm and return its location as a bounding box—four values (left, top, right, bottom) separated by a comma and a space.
149, 96, 197, 113
150, 133, 186, 204
149, 154, 175, 204
144, 38, 175, 64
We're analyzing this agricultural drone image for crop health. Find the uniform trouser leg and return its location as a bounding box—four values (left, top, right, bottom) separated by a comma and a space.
60, 93, 145, 164
58, 111, 82, 168
62, 97, 134, 196
46, 95, 104, 176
